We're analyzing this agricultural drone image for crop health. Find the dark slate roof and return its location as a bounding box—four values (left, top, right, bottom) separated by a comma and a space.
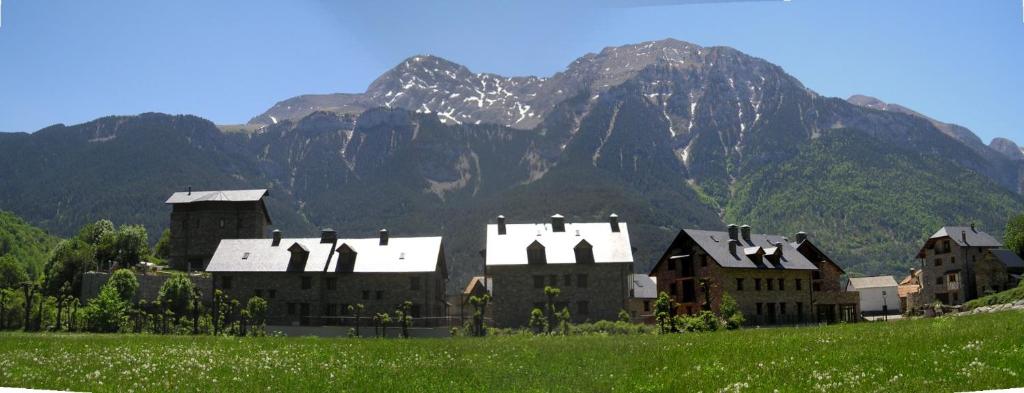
683, 229, 818, 270
989, 249, 1024, 269
916, 226, 1002, 257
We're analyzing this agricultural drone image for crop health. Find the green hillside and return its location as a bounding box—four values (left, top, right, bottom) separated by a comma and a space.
0, 210, 61, 278
727, 129, 1024, 277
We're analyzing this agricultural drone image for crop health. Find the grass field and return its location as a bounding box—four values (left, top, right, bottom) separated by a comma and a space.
1, 311, 1023, 392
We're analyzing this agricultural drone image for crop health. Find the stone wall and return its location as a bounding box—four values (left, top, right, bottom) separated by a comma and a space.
169, 201, 269, 270
211, 271, 447, 326
487, 262, 632, 327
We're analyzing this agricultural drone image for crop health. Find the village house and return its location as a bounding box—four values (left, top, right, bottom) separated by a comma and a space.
914, 225, 1024, 307
898, 269, 922, 312
625, 274, 657, 322
649, 225, 859, 325
484, 214, 634, 327
846, 276, 900, 315
165, 188, 272, 271
206, 228, 448, 326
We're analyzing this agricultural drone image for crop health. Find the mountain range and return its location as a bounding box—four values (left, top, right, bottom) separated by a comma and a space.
1, 38, 1021, 290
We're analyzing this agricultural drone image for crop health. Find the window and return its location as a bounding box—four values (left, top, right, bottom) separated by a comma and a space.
756, 303, 763, 315
577, 274, 588, 288
948, 274, 957, 283
549, 275, 558, 286
411, 304, 421, 318
221, 276, 233, 290
362, 290, 370, 300
268, 289, 276, 299
325, 277, 337, 290
287, 303, 296, 315
670, 282, 678, 296
527, 241, 547, 265
219, 219, 225, 229
681, 281, 697, 303
700, 255, 708, 267
778, 279, 785, 291
767, 279, 774, 291
577, 301, 589, 316
934, 258, 942, 266
533, 275, 545, 289
301, 276, 312, 290
780, 302, 787, 315
643, 300, 651, 312
410, 276, 421, 290
812, 271, 822, 280
574, 240, 595, 264
935, 277, 943, 285
254, 289, 263, 298
951, 257, 956, 264
375, 290, 384, 300
796, 302, 804, 320
754, 278, 762, 291
563, 274, 573, 287
795, 279, 803, 291
736, 278, 744, 291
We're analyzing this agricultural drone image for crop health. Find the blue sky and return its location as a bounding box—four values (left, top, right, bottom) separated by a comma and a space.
0, 0, 1021, 143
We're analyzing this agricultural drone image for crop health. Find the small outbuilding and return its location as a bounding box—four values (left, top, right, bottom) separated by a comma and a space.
847, 276, 900, 315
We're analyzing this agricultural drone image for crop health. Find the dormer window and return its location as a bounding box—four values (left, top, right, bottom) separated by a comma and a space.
287, 243, 310, 272
574, 240, 594, 264
336, 243, 357, 273
527, 241, 547, 265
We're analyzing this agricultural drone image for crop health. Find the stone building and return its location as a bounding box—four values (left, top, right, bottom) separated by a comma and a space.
625, 274, 657, 322
206, 228, 448, 326
649, 225, 859, 325
165, 188, 271, 271
913, 225, 1022, 307
484, 214, 634, 327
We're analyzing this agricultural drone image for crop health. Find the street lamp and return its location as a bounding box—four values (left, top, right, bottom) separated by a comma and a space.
882, 290, 888, 322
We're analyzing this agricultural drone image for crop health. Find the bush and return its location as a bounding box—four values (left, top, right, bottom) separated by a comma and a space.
157, 273, 196, 318
107, 269, 139, 303
83, 284, 127, 333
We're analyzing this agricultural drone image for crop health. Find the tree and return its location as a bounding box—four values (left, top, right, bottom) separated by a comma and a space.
246, 296, 268, 336
555, 307, 571, 335
653, 292, 676, 334
153, 229, 172, 261
720, 293, 745, 329
0, 256, 29, 289
156, 273, 195, 318
468, 293, 491, 336
374, 312, 392, 338
107, 269, 139, 303
395, 301, 413, 338
77, 219, 114, 246
617, 309, 631, 324
347, 303, 365, 337
543, 286, 561, 334
113, 225, 150, 268
1005, 214, 1024, 257
43, 239, 97, 296
528, 308, 547, 334
21, 282, 37, 331
83, 283, 127, 333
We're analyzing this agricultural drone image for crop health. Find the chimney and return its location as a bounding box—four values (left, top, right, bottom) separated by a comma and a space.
775, 241, 783, 256
320, 228, 337, 244
609, 213, 620, 232
271, 229, 282, 246
729, 239, 739, 256
970, 223, 976, 232
497, 215, 507, 235
551, 214, 565, 233
187, 186, 192, 195
379, 229, 389, 246
740, 225, 751, 242
727, 224, 739, 240
795, 231, 807, 244
961, 230, 967, 245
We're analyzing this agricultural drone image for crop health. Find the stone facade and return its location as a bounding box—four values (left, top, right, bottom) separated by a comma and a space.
169, 200, 269, 271
917, 238, 989, 306
651, 229, 858, 325
211, 270, 447, 326
487, 262, 632, 327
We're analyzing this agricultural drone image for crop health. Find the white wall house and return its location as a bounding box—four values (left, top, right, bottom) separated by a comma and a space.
846, 276, 900, 315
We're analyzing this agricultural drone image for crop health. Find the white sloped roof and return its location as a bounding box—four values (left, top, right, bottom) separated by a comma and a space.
206, 236, 443, 273
165, 189, 268, 204
485, 221, 633, 266
848, 275, 899, 289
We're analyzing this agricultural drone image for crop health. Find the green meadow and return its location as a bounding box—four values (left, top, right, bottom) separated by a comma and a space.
1, 311, 1022, 392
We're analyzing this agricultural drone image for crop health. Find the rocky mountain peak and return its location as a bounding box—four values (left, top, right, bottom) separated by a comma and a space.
989, 137, 1024, 160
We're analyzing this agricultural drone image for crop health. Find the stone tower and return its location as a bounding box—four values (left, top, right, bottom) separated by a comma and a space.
165, 188, 271, 271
